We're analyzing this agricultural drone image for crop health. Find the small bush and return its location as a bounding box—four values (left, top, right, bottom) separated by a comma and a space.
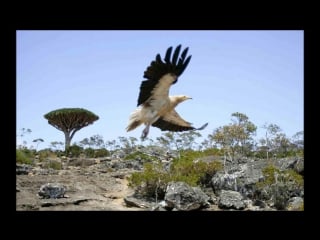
124, 151, 157, 162
253, 150, 267, 159
128, 150, 223, 199
256, 165, 281, 188
43, 160, 62, 170
38, 149, 57, 162
81, 148, 110, 158
128, 161, 168, 198
170, 159, 222, 187
94, 148, 110, 157
202, 148, 224, 156
16, 149, 33, 165
255, 164, 304, 210
67, 145, 83, 157
84, 148, 95, 158
256, 164, 303, 189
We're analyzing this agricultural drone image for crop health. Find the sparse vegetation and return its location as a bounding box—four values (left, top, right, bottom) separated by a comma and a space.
256, 164, 303, 189
209, 112, 257, 161
81, 147, 109, 158
66, 144, 83, 157
93, 148, 110, 158
128, 161, 168, 198
19, 112, 303, 161
32, 138, 44, 151
18, 112, 303, 204
128, 150, 223, 198
43, 160, 62, 170
124, 151, 157, 161
16, 149, 33, 165
201, 148, 224, 157
17, 110, 304, 211
37, 149, 58, 162
255, 164, 304, 210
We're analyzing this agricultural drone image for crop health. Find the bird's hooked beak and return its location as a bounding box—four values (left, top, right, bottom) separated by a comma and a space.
186, 96, 192, 100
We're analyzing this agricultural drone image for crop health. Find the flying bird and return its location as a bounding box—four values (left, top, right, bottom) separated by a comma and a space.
126, 44, 208, 139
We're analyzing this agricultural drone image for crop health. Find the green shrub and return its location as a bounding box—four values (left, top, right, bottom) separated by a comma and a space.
16, 149, 33, 165
124, 151, 157, 161
255, 164, 304, 210
43, 160, 62, 170
67, 144, 83, 157
256, 164, 303, 189
84, 147, 95, 158
55, 150, 65, 157
256, 165, 281, 188
128, 150, 223, 199
81, 148, 110, 158
37, 149, 57, 162
128, 161, 169, 198
170, 150, 223, 186
202, 148, 223, 156
254, 150, 267, 159
17, 147, 36, 158
94, 148, 110, 157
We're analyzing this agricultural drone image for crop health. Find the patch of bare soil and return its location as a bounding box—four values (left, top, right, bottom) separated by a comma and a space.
16, 164, 143, 211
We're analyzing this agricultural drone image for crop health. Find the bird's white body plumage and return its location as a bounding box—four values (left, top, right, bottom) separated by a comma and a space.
126, 45, 208, 138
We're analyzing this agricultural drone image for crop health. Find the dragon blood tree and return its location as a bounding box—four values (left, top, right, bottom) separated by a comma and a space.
44, 108, 99, 151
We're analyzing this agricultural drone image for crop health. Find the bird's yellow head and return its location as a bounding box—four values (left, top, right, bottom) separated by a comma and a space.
179, 95, 192, 102
170, 95, 192, 105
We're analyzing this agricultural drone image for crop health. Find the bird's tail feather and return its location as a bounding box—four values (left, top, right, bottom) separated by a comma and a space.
126, 108, 143, 132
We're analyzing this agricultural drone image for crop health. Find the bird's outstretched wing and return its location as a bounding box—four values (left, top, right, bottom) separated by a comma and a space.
137, 45, 192, 106
152, 110, 208, 132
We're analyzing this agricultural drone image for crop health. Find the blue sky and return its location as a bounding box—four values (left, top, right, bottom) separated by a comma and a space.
16, 30, 303, 150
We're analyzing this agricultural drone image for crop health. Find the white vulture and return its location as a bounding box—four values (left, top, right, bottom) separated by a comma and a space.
126, 44, 208, 139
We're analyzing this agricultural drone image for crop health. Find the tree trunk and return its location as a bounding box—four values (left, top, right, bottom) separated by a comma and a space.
64, 132, 71, 152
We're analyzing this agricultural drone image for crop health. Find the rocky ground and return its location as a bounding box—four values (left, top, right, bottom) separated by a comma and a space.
16, 159, 143, 211
16, 155, 304, 211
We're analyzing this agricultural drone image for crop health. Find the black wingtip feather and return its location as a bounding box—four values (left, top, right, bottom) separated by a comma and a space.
164, 46, 173, 63
152, 117, 195, 132
196, 123, 208, 130
138, 45, 192, 105
156, 54, 162, 63
172, 45, 181, 65
180, 47, 189, 60
178, 55, 192, 76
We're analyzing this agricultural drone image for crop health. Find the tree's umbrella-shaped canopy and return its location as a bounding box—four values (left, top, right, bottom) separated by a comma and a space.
44, 108, 99, 151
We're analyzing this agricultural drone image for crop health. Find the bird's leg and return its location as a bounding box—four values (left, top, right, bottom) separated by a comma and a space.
141, 124, 150, 139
